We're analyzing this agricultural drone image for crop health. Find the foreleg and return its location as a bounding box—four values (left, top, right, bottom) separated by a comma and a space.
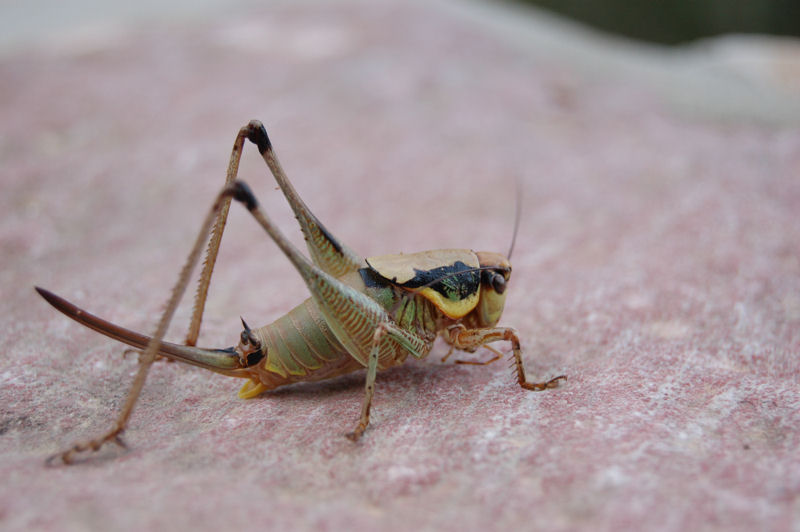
445, 324, 566, 390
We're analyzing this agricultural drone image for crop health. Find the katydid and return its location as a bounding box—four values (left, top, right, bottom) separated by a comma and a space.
37, 120, 566, 465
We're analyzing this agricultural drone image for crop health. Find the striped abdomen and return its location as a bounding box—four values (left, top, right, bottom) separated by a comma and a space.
247, 270, 443, 392
250, 297, 364, 390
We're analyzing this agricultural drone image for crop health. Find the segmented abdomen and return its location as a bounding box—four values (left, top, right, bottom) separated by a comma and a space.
251, 297, 363, 389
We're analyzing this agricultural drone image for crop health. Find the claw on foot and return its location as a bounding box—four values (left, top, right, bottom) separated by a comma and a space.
521, 374, 567, 391
45, 429, 127, 466
345, 423, 367, 442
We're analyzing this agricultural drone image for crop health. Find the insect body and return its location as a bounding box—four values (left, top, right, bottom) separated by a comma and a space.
38, 121, 565, 464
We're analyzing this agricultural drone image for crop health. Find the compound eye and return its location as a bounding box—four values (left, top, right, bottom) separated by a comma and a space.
491, 272, 506, 294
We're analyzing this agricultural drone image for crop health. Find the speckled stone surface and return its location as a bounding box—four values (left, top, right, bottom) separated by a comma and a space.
1, 2, 799, 531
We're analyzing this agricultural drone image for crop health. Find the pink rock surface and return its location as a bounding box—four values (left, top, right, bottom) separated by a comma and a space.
1, 2, 798, 531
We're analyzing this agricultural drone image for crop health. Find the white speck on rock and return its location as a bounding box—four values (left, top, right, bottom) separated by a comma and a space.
387, 465, 417, 482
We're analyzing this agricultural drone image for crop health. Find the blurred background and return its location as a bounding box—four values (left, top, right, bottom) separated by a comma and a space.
2, 1, 799, 531
515, 0, 800, 44
3, 0, 800, 50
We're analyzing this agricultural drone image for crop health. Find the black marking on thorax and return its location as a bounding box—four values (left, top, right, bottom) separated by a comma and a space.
359, 267, 390, 289
368, 260, 480, 302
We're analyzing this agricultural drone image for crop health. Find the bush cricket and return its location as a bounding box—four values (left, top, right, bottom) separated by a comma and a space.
37, 120, 566, 465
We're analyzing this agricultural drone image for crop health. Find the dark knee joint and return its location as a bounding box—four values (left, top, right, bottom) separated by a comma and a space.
228, 180, 259, 211
245, 120, 272, 154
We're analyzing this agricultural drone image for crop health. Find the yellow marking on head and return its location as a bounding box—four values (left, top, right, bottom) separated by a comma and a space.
475, 251, 511, 272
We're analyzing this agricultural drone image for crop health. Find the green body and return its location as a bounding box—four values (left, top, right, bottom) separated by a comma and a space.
248, 267, 444, 393
221, 127, 509, 399
37, 120, 561, 461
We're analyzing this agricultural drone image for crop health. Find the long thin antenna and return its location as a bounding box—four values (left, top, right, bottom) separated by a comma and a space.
507, 178, 522, 260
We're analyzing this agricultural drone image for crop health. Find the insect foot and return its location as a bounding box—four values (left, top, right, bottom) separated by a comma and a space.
520, 375, 567, 391
345, 424, 368, 442
46, 428, 127, 466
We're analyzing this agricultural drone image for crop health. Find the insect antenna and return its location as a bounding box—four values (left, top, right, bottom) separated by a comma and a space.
507, 179, 522, 260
